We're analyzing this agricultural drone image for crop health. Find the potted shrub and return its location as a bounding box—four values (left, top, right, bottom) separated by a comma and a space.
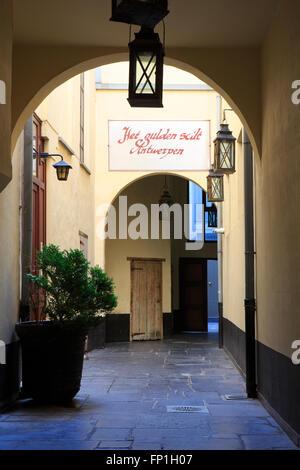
16, 244, 117, 405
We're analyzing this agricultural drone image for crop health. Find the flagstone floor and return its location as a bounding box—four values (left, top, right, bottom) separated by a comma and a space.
0, 333, 298, 450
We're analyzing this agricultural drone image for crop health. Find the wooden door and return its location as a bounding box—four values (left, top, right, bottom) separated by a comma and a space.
179, 258, 207, 332
130, 258, 163, 341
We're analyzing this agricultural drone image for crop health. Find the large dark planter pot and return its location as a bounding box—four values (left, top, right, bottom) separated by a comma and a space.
87, 320, 106, 352
15, 321, 88, 405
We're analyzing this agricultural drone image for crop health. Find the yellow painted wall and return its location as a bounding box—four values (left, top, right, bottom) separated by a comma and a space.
0, 135, 21, 343
35, 71, 96, 264
105, 175, 172, 315
221, 102, 246, 333
96, 65, 221, 325
95, 63, 218, 272
0, 0, 13, 191
255, 2, 300, 358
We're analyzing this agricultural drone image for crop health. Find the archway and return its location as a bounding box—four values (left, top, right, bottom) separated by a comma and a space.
11, 52, 261, 159
103, 173, 218, 342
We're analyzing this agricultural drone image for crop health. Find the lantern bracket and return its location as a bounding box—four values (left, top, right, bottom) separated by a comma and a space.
222, 108, 234, 123
39, 152, 64, 160
35, 152, 72, 181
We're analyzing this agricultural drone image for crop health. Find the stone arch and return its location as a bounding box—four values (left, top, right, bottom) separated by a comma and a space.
12, 48, 261, 157
98, 171, 211, 269
108, 171, 207, 210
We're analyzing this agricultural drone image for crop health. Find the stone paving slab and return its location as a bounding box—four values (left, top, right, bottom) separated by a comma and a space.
0, 333, 298, 450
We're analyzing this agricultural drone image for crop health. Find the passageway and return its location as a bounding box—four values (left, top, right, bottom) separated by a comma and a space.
0, 335, 296, 450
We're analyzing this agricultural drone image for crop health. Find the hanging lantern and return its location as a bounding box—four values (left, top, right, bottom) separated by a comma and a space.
128, 26, 164, 107
53, 158, 72, 181
207, 204, 217, 228
110, 0, 169, 29
207, 170, 224, 202
214, 122, 236, 174
159, 178, 173, 206
158, 176, 174, 220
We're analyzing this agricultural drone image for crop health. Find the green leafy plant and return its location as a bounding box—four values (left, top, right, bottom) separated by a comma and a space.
26, 244, 117, 327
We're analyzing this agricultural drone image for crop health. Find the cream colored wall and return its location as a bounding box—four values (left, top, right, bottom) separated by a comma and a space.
105, 176, 172, 315
0, 134, 22, 343
221, 102, 245, 332
0, 0, 13, 191
11, 47, 262, 161
255, 1, 300, 358
35, 71, 96, 264
96, 64, 248, 324
95, 65, 218, 270
105, 173, 218, 316
99, 62, 209, 86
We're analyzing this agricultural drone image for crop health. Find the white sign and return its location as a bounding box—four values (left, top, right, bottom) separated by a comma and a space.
108, 120, 211, 171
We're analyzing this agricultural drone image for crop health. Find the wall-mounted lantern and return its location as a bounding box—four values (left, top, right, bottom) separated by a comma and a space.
110, 0, 169, 29
207, 204, 217, 228
207, 169, 224, 202
39, 153, 72, 181
128, 26, 164, 107
213, 122, 236, 174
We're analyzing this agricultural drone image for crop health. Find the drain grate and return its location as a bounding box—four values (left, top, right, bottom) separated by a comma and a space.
167, 405, 209, 413
223, 394, 249, 401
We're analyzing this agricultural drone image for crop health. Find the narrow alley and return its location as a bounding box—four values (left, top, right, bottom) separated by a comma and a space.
0, 334, 296, 450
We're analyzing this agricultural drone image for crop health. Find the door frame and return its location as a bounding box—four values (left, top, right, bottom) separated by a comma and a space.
128, 257, 165, 341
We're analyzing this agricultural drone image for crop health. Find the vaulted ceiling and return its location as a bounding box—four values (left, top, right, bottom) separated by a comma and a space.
13, 0, 279, 48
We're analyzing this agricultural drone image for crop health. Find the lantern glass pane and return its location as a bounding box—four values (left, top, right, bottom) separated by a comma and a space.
208, 209, 217, 228
135, 51, 156, 94
57, 167, 67, 181
220, 140, 234, 169
212, 177, 222, 200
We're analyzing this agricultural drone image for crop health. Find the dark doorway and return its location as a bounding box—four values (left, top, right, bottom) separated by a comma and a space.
179, 258, 207, 332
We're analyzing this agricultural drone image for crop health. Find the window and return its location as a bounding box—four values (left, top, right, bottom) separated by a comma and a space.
188, 182, 217, 243
80, 73, 84, 163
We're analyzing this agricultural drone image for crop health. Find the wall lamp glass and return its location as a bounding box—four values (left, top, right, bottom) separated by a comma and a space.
39, 153, 72, 181
207, 169, 224, 203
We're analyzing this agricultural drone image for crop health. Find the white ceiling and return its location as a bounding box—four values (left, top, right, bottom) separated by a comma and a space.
13, 0, 279, 47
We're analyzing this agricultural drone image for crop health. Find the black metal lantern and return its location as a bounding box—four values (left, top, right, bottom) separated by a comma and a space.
207, 170, 224, 202
158, 176, 173, 207
158, 176, 174, 220
128, 26, 164, 107
39, 153, 72, 181
53, 157, 72, 181
214, 122, 236, 174
207, 204, 217, 228
110, 0, 169, 29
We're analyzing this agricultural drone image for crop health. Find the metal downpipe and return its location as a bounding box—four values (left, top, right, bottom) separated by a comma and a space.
243, 128, 257, 398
